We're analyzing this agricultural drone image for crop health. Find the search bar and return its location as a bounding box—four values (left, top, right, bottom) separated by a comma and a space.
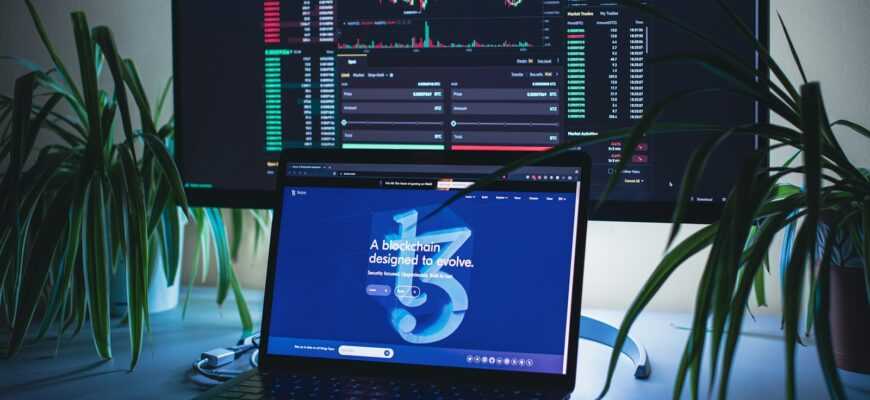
338, 345, 395, 359
436, 180, 475, 190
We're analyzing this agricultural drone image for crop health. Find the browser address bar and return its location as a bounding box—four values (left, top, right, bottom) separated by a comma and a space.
436, 180, 475, 190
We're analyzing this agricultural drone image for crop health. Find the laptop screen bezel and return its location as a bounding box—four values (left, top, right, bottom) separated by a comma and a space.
259, 149, 590, 392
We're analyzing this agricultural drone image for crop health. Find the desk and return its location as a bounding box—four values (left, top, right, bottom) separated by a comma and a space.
2, 289, 868, 399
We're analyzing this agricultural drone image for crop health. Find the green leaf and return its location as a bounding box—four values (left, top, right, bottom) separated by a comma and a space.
30, 74, 89, 128
21, 94, 64, 166
118, 145, 150, 369
599, 89, 722, 210
229, 266, 254, 337
831, 119, 870, 141
99, 98, 117, 153
81, 177, 112, 360
773, 184, 801, 201
801, 83, 824, 269
24, 0, 85, 108
108, 165, 127, 273
91, 27, 136, 147
15, 107, 86, 146
71, 263, 87, 337
813, 213, 848, 399
779, 210, 799, 295
651, 53, 798, 125
712, 0, 802, 103
250, 210, 266, 257
183, 208, 208, 317
71, 12, 104, 168
207, 209, 232, 304
813, 97, 861, 183
708, 153, 772, 389
753, 258, 768, 307
155, 219, 171, 288
157, 119, 175, 142
717, 213, 789, 399
93, 37, 104, 78
2, 73, 38, 323
32, 174, 84, 342
154, 77, 173, 124
667, 128, 734, 249
231, 209, 244, 261
122, 61, 157, 137
675, 237, 719, 400
2, 73, 36, 203
776, 12, 808, 85
197, 209, 213, 283
161, 207, 182, 286
140, 134, 190, 214
6, 184, 74, 357
783, 222, 814, 400
147, 177, 171, 235
598, 224, 718, 399
0, 56, 46, 73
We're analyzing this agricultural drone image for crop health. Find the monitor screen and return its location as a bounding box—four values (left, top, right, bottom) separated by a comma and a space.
263, 161, 584, 375
174, 0, 768, 220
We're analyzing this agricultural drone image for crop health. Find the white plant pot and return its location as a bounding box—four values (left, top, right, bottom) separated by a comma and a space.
110, 221, 185, 316
147, 242, 183, 314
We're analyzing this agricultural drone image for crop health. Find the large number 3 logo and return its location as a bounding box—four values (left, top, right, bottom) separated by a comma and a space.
386, 210, 471, 344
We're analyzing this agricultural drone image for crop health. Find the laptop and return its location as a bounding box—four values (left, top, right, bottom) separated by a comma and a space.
200, 150, 590, 399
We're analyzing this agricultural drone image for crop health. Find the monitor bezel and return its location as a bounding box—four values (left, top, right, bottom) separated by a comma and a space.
257, 149, 590, 391
172, 0, 770, 223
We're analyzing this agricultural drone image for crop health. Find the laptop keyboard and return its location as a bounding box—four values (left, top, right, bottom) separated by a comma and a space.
210, 371, 560, 399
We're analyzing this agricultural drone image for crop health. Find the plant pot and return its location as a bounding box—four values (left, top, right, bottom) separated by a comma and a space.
110, 228, 185, 316
830, 266, 870, 373
820, 214, 870, 374
110, 251, 183, 316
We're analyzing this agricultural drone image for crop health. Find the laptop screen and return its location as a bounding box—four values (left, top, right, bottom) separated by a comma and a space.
265, 161, 584, 375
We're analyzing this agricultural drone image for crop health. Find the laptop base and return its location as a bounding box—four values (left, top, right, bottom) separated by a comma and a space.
199, 370, 569, 399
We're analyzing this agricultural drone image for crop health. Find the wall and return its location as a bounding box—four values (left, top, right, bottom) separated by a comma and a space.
0, 0, 174, 124
2, 0, 868, 313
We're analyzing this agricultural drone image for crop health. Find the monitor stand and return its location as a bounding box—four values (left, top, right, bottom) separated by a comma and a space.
580, 315, 651, 379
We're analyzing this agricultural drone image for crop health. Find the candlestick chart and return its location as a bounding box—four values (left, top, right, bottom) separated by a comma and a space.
339, 0, 549, 50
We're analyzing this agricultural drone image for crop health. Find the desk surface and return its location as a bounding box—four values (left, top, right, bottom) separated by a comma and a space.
2, 289, 868, 400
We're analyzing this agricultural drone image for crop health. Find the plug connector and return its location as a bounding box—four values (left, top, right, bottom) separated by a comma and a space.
201, 348, 236, 368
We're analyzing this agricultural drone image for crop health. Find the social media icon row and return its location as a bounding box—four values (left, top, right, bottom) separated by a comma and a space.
466, 355, 534, 367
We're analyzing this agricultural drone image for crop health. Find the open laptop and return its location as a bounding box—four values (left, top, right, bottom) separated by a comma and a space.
200, 150, 590, 399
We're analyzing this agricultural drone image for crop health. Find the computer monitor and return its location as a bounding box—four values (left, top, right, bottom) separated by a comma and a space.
173, 0, 769, 222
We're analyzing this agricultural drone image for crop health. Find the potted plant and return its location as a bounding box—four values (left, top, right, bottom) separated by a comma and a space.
579, 1, 870, 398
0, 1, 271, 369
446, 0, 868, 398
0, 1, 188, 369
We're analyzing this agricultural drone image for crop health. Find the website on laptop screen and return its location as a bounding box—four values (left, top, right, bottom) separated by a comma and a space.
266, 162, 583, 375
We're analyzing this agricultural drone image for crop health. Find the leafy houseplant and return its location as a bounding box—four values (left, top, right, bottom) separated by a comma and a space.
579, 2, 870, 398
0, 1, 189, 370
0, 2, 274, 369
444, 0, 869, 398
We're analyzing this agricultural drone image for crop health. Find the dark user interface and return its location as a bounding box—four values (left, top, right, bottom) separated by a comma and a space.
176, 0, 762, 203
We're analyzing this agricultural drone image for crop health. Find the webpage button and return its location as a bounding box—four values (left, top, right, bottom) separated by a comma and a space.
365, 284, 391, 297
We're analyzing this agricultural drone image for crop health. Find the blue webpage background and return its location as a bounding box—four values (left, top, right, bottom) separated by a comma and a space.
268, 186, 577, 368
